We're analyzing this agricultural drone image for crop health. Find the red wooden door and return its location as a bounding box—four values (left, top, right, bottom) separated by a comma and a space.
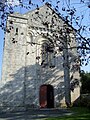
39, 85, 47, 108
39, 84, 54, 108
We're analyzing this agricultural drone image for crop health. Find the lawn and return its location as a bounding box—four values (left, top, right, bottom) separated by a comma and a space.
45, 107, 90, 120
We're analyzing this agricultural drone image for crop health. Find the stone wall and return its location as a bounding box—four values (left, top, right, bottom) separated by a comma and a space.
0, 4, 80, 109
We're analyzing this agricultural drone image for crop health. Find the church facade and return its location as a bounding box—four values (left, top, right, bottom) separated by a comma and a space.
0, 4, 80, 109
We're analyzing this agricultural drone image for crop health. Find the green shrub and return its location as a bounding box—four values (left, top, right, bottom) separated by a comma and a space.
73, 94, 90, 108
80, 72, 90, 94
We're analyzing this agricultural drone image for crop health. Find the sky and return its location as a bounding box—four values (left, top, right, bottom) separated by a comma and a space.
0, 27, 4, 80
0, 0, 90, 79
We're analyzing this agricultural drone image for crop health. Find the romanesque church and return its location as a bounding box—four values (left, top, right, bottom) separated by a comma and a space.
0, 3, 80, 109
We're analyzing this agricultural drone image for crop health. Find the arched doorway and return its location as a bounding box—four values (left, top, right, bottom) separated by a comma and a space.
39, 84, 54, 108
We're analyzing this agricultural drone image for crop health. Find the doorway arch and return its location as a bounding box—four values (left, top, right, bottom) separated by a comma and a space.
39, 84, 54, 108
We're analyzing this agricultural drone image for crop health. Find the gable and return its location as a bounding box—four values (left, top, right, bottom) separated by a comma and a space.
0, 3, 80, 109
8, 4, 74, 33
23, 4, 65, 29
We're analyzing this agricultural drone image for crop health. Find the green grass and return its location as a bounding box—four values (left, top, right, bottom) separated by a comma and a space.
45, 107, 90, 120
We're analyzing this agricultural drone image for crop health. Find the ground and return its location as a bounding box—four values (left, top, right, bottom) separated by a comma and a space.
0, 108, 72, 120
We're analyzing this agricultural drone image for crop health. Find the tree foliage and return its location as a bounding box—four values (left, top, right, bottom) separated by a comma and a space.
80, 71, 90, 93
0, 0, 90, 68
0, 0, 89, 107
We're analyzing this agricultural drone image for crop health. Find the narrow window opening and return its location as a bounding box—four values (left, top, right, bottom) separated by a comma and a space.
15, 28, 18, 35
28, 33, 33, 45
41, 41, 55, 68
41, 43, 48, 67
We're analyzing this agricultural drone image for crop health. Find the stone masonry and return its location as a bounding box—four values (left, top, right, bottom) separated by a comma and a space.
0, 4, 80, 109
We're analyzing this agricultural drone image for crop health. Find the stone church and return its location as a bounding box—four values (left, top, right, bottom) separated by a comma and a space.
0, 4, 80, 109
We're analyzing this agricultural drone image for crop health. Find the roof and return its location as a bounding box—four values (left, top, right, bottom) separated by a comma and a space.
8, 3, 75, 32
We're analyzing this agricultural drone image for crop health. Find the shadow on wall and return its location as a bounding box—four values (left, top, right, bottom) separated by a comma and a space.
0, 53, 80, 110
0, 64, 65, 109
0, 65, 37, 108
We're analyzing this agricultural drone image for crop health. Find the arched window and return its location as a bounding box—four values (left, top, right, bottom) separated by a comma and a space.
41, 42, 48, 66
41, 41, 55, 68
28, 32, 33, 45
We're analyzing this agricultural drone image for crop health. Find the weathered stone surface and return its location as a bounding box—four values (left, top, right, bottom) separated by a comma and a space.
0, 4, 80, 109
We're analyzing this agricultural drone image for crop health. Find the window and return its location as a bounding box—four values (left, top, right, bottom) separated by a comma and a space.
41, 43, 48, 67
28, 32, 33, 45
41, 41, 55, 68
29, 33, 33, 43
15, 28, 18, 35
